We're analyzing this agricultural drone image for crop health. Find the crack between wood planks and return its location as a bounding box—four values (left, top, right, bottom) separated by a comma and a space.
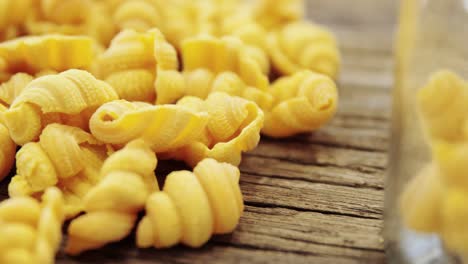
244, 152, 386, 171
214, 237, 384, 259
265, 137, 388, 154
240, 170, 384, 191
243, 201, 382, 220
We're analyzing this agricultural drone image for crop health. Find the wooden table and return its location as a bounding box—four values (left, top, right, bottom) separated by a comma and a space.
0, 1, 397, 263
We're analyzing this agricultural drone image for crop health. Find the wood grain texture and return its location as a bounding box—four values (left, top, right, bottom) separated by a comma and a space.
0, 0, 397, 263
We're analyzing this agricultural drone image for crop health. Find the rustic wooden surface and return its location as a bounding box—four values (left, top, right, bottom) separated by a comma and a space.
0, 0, 397, 263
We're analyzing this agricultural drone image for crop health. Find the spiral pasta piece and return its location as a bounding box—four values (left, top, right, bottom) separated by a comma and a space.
95, 28, 178, 102
113, 0, 164, 32
417, 70, 468, 142
164, 92, 264, 166
0, 35, 95, 76
136, 158, 243, 249
90, 100, 209, 153
156, 70, 274, 109
0, 187, 65, 264
262, 70, 338, 138
267, 21, 340, 79
252, 0, 304, 29
0, 0, 33, 41
441, 188, 468, 258
181, 35, 269, 90
0, 73, 34, 106
8, 123, 110, 218
400, 164, 444, 233
0, 104, 16, 182
25, 0, 115, 46
3, 69, 118, 145
66, 140, 158, 255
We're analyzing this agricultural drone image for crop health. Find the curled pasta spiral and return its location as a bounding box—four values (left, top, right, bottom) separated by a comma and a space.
66, 139, 158, 255
164, 92, 264, 167
8, 123, 110, 218
3, 69, 118, 145
0, 104, 16, 182
113, 0, 164, 32
136, 158, 243, 249
417, 70, 468, 142
252, 0, 304, 29
267, 21, 340, 79
262, 70, 338, 138
181, 35, 269, 90
25, 0, 115, 46
0, 35, 95, 77
156, 70, 273, 110
0, 0, 33, 41
94, 28, 178, 102
0, 73, 34, 106
90, 100, 209, 153
0, 187, 65, 264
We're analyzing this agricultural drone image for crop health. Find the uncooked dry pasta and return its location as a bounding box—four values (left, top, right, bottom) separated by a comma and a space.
164, 92, 264, 166
66, 140, 158, 255
25, 0, 115, 46
94, 28, 178, 102
0, 35, 95, 76
0, 0, 341, 262
400, 70, 468, 260
89, 100, 209, 152
9, 124, 110, 218
155, 69, 274, 109
181, 35, 269, 90
136, 158, 243, 248
417, 70, 468, 141
0, 104, 15, 182
267, 21, 340, 78
261, 70, 338, 137
0, 73, 34, 106
0, 0, 33, 41
3, 69, 118, 145
0, 187, 65, 264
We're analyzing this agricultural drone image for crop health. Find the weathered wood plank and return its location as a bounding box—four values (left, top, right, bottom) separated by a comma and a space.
57, 205, 385, 264
241, 155, 384, 189
240, 173, 384, 219
248, 139, 388, 170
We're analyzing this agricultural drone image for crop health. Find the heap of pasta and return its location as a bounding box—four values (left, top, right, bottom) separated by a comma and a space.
400, 70, 468, 260
0, 0, 340, 262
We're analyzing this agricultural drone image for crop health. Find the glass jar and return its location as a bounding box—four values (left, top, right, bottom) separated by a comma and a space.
385, 0, 468, 263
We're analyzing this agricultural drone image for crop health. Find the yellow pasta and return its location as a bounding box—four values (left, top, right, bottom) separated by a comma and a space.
3, 69, 118, 145
400, 164, 444, 233
181, 35, 269, 90
25, 0, 115, 46
441, 188, 468, 259
267, 21, 340, 79
156, 70, 274, 109
400, 71, 468, 260
164, 92, 264, 166
89, 100, 209, 153
94, 28, 178, 102
113, 0, 164, 32
0, 187, 65, 264
0, 73, 33, 107
0, 35, 95, 76
9, 123, 110, 218
0, 104, 16, 182
252, 0, 304, 29
0, 0, 33, 41
66, 140, 158, 255
417, 70, 468, 142
262, 70, 338, 138
136, 158, 243, 248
